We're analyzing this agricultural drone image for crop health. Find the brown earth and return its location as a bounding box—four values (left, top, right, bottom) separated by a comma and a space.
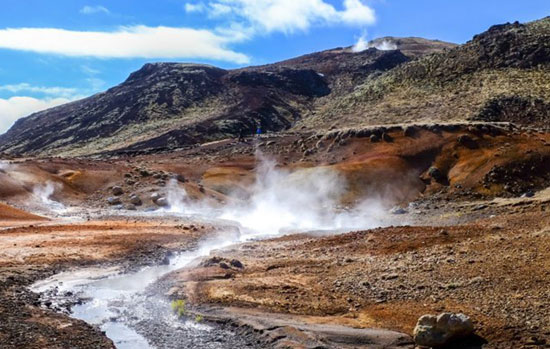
0, 122, 549, 348
170, 202, 550, 348
0, 217, 225, 349
0, 202, 47, 223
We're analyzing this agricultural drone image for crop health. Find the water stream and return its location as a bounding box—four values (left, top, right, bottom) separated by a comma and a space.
31, 224, 256, 349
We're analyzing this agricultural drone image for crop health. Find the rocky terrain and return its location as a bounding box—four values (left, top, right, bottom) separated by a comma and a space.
0, 36, 453, 156
1, 16, 550, 349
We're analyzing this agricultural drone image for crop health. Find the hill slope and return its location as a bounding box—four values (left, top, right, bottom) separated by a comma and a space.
0, 38, 451, 157
304, 17, 550, 130
5, 16, 550, 156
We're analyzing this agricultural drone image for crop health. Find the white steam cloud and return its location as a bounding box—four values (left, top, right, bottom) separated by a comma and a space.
33, 180, 65, 211
352, 35, 398, 52
162, 152, 396, 240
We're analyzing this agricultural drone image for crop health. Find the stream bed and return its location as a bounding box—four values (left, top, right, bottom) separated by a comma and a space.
31, 228, 259, 349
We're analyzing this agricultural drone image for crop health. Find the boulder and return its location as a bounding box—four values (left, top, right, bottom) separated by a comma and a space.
112, 186, 124, 196
174, 174, 186, 183
457, 134, 478, 149
150, 192, 161, 202
413, 313, 474, 348
125, 204, 137, 211
428, 166, 445, 182
382, 132, 393, 142
403, 126, 416, 137
390, 206, 408, 215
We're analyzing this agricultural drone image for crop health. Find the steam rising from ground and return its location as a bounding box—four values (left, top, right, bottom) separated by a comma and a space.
352, 34, 397, 52
165, 153, 394, 239
33, 180, 65, 211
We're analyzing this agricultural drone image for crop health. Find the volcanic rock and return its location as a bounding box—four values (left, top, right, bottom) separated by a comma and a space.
413, 313, 474, 348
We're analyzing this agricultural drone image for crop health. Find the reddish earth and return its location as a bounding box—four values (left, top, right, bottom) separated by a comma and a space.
0, 122, 549, 348
0, 203, 47, 223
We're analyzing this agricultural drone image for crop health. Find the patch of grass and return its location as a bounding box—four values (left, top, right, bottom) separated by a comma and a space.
171, 299, 186, 317
195, 315, 204, 323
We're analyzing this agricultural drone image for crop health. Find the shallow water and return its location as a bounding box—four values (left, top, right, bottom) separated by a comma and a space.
31, 227, 252, 349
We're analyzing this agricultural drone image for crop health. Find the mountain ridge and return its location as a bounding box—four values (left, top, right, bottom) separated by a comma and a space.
2, 19, 549, 157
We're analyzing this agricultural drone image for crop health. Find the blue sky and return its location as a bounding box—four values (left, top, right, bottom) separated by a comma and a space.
0, 0, 549, 133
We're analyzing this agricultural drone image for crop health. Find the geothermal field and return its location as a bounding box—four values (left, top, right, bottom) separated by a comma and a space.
2, 123, 550, 348
1, 12, 550, 349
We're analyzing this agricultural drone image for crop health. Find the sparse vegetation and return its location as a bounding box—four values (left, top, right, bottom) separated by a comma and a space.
171, 299, 186, 317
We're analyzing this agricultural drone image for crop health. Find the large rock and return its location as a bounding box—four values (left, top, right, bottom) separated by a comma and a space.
413, 313, 474, 348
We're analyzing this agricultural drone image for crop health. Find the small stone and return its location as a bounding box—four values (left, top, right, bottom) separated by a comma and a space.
129, 195, 142, 206
112, 186, 123, 196
107, 197, 121, 205
155, 197, 169, 207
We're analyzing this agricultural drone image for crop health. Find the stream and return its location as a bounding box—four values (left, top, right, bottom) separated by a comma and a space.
31, 222, 261, 349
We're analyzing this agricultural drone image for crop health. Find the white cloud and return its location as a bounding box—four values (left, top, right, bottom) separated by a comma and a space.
185, 2, 206, 12
80, 5, 110, 15
0, 96, 73, 134
0, 83, 78, 98
195, 0, 376, 34
81, 65, 101, 75
0, 26, 250, 64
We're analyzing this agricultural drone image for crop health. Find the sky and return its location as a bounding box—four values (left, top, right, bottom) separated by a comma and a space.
0, 0, 549, 134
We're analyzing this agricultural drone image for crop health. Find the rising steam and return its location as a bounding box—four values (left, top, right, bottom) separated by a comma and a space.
352, 34, 398, 52
163, 152, 394, 239
33, 180, 65, 211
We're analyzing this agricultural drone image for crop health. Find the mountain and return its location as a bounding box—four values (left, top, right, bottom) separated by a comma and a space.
305, 17, 550, 130
2, 17, 550, 157
0, 36, 453, 157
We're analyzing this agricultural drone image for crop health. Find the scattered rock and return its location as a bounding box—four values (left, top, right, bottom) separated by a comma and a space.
370, 134, 380, 143
125, 204, 137, 211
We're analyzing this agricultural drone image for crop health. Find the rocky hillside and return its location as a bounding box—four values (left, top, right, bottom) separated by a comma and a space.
306, 17, 550, 130
0, 38, 450, 157
2, 17, 550, 157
